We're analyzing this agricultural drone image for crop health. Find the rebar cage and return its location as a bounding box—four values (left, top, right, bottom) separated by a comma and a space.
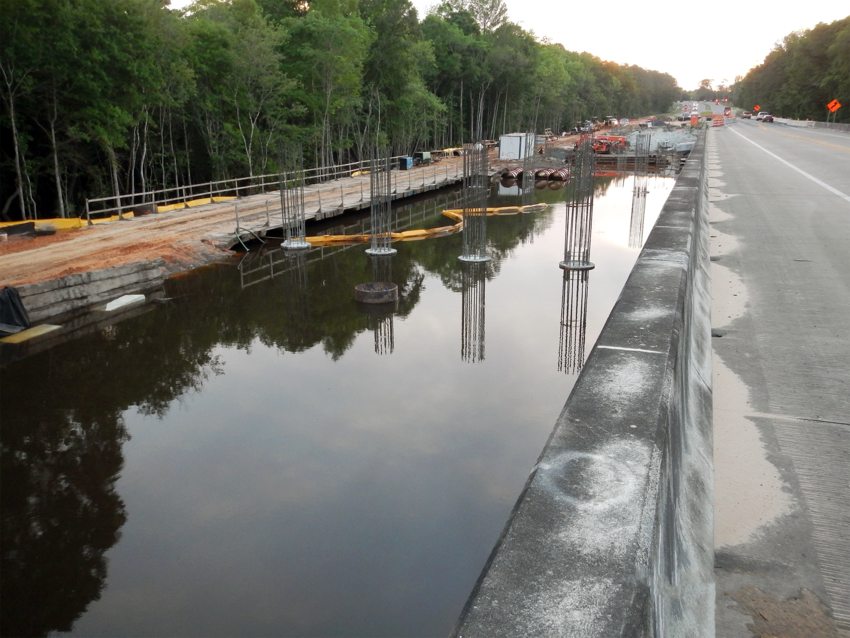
629, 132, 651, 248
278, 145, 310, 249
460, 142, 491, 262
560, 137, 596, 270
366, 149, 395, 255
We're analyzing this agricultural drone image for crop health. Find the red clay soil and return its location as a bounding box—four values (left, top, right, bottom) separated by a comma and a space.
0, 203, 240, 288
0, 159, 468, 289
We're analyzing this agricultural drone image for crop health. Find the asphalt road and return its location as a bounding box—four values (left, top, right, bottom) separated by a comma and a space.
709, 120, 850, 637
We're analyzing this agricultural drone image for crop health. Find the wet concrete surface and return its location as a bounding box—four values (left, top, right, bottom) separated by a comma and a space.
709, 121, 850, 637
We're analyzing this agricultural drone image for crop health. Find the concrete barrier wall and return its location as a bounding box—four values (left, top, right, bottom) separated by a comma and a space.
451, 131, 714, 638
774, 118, 850, 133
813, 120, 850, 133
776, 118, 815, 128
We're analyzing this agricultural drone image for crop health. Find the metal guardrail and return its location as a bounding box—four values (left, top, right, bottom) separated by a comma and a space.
84, 153, 465, 224
85, 159, 378, 223
232, 161, 466, 236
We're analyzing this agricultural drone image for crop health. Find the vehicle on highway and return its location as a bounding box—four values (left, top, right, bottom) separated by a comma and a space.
762, 114, 774, 123
742, 111, 752, 119
755, 112, 767, 121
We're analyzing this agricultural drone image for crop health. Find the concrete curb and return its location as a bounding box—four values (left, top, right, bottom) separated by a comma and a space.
451, 131, 714, 638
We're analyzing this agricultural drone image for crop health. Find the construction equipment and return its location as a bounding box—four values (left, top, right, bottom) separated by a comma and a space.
574, 134, 627, 154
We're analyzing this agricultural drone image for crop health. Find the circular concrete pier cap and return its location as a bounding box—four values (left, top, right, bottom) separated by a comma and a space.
559, 260, 595, 271
354, 282, 399, 304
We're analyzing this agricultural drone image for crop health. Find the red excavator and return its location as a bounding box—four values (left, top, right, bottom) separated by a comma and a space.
574, 134, 627, 153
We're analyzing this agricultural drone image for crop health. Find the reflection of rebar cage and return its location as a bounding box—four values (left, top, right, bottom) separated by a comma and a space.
370, 253, 393, 285
461, 261, 486, 363
629, 133, 651, 249
558, 268, 590, 374
279, 145, 310, 250
521, 131, 536, 207
280, 251, 310, 340
560, 138, 596, 271
371, 313, 394, 355
357, 303, 396, 355
366, 149, 396, 256
459, 143, 491, 263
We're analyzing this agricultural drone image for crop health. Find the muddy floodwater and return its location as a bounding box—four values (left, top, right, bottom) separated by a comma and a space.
1, 173, 674, 638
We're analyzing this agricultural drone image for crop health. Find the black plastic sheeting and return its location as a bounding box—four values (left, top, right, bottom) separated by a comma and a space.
0, 287, 31, 336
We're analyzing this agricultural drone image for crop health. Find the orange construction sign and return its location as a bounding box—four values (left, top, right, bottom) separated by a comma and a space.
827, 99, 841, 113
753, 105, 760, 111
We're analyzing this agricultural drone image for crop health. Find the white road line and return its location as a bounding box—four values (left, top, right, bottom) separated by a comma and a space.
728, 128, 850, 204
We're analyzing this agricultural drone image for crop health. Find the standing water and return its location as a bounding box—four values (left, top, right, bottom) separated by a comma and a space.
1, 173, 674, 638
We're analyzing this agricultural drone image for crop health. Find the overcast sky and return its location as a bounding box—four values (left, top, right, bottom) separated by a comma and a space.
411, 1, 847, 91
171, 0, 847, 91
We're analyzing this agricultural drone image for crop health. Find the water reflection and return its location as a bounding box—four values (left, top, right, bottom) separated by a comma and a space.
558, 268, 591, 374
460, 261, 487, 363
0, 174, 673, 637
0, 402, 128, 638
0, 307, 227, 637
630, 133, 651, 249
362, 253, 397, 355
629, 177, 648, 249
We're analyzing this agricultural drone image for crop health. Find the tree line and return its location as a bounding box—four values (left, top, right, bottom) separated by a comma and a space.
733, 16, 849, 121
0, 0, 681, 221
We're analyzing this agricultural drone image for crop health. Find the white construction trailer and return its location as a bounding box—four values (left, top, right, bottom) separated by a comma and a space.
498, 133, 534, 160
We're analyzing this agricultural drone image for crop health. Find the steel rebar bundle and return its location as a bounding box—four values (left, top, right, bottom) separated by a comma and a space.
521, 131, 537, 207
629, 132, 651, 248
560, 137, 596, 270
633, 131, 651, 176
459, 142, 491, 263
461, 260, 486, 363
278, 145, 310, 250
558, 268, 590, 374
366, 149, 396, 255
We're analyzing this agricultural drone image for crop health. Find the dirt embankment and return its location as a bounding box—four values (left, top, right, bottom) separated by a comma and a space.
0, 203, 239, 289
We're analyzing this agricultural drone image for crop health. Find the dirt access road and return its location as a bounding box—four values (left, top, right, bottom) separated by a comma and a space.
0, 157, 471, 289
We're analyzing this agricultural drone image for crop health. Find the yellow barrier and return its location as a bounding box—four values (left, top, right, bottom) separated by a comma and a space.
0, 218, 86, 231
0, 203, 546, 246
91, 212, 135, 223
157, 196, 235, 213
0, 214, 140, 231
305, 203, 547, 247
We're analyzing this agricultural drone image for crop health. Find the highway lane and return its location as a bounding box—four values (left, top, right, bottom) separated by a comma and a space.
708, 122, 850, 637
